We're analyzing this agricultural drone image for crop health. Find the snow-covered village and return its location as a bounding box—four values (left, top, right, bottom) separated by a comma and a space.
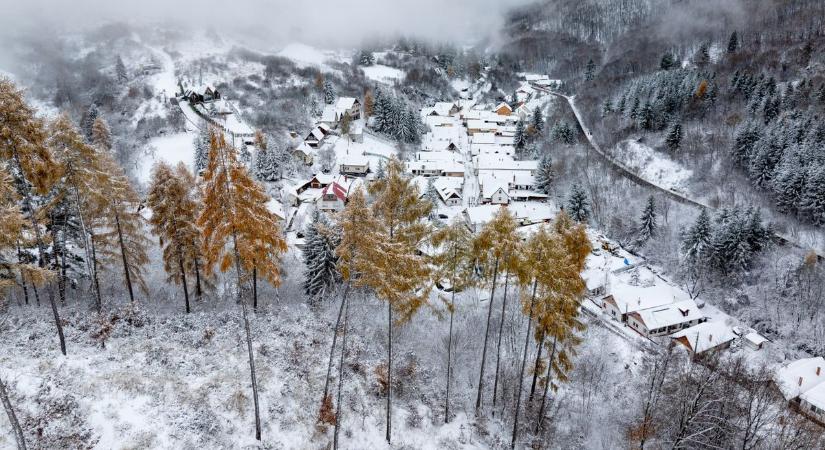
2, 1, 825, 449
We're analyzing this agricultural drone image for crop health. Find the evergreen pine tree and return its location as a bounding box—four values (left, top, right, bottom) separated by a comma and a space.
566, 184, 590, 223
681, 208, 712, 261
727, 31, 739, 53
584, 59, 596, 81
535, 154, 554, 195
358, 50, 375, 66
531, 107, 544, 134
81, 103, 99, 142
116, 55, 128, 82
800, 165, 825, 225
660, 53, 676, 70
302, 211, 341, 302
665, 123, 682, 151
635, 196, 658, 246
514, 120, 526, 150
639, 102, 654, 130
194, 126, 211, 174
323, 80, 336, 105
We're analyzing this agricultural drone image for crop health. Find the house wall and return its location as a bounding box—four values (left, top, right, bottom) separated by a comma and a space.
318, 198, 344, 211
798, 398, 825, 425
491, 189, 510, 205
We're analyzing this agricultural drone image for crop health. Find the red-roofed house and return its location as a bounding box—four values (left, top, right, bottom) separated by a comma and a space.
317, 181, 349, 212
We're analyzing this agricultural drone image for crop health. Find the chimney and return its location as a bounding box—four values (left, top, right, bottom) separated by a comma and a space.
799, 376, 804, 387
708, 334, 713, 342
818, 367, 822, 376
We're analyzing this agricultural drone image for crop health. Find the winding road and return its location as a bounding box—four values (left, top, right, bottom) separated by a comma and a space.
545, 89, 823, 260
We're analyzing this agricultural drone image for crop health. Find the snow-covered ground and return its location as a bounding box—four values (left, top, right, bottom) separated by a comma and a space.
277, 42, 349, 72
136, 131, 195, 184
615, 140, 693, 192
362, 65, 405, 84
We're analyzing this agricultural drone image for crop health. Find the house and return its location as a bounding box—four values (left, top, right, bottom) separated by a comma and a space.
293, 143, 316, 166
626, 299, 705, 338
408, 161, 442, 177
304, 127, 327, 148
182, 85, 221, 105
481, 178, 511, 205
335, 97, 361, 120
671, 321, 737, 356
308, 173, 335, 190
515, 104, 532, 121
317, 181, 349, 212
438, 188, 462, 207
743, 331, 769, 351
466, 120, 498, 135
495, 102, 513, 116
339, 154, 370, 176
426, 102, 460, 117
774, 357, 825, 425
320, 105, 338, 127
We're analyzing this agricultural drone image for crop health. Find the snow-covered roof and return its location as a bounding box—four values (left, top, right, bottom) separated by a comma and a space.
476, 155, 538, 172
321, 105, 337, 122
294, 142, 316, 155
438, 187, 461, 202
631, 299, 703, 331
495, 102, 512, 112
339, 154, 369, 167
744, 331, 769, 347
801, 381, 825, 410
335, 97, 358, 111
480, 175, 509, 199
471, 133, 497, 145
671, 321, 737, 354
774, 357, 825, 400
429, 101, 457, 117
467, 119, 498, 131
320, 182, 348, 202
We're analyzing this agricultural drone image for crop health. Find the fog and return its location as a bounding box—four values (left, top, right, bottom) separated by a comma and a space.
0, 0, 533, 49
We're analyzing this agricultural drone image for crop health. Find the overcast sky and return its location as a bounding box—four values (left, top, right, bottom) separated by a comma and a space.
0, 0, 533, 48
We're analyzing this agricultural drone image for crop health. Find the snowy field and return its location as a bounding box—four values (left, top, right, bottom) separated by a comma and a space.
136, 132, 195, 185
362, 65, 405, 84
616, 139, 693, 192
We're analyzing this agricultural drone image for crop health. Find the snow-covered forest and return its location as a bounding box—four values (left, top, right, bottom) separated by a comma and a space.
2, 0, 825, 449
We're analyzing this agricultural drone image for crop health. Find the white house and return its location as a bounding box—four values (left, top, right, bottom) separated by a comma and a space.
339, 154, 370, 176
335, 97, 361, 120
671, 321, 737, 356
293, 143, 316, 166
626, 299, 705, 338
481, 178, 511, 205
774, 357, 825, 424
317, 182, 348, 212
438, 188, 462, 207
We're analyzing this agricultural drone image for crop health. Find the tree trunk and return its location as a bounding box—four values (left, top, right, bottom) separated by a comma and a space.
31, 283, 40, 307
386, 300, 393, 443
445, 287, 455, 424
511, 279, 538, 449
241, 296, 261, 440
114, 212, 135, 303
475, 257, 499, 414
16, 242, 29, 305
50, 219, 67, 307
535, 336, 558, 433
529, 331, 545, 401
0, 375, 27, 450
178, 250, 190, 314
252, 265, 258, 311
193, 256, 203, 300
333, 296, 350, 450
47, 285, 66, 356
90, 233, 103, 312
73, 191, 101, 311
492, 262, 511, 410
323, 283, 351, 403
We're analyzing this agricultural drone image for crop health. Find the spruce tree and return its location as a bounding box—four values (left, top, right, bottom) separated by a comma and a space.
727, 31, 738, 53
584, 59, 596, 81
302, 211, 341, 302
660, 53, 676, 71
635, 196, 658, 246
665, 123, 682, 152
535, 154, 554, 195
566, 184, 591, 223
800, 165, 825, 226
531, 107, 544, 134
514, 120, 526, 150
116, 55, 128, 82
81, 103, 99, 143
323, 80, 336, 105
194, 126, 211, 175
681, 208, 711, 260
